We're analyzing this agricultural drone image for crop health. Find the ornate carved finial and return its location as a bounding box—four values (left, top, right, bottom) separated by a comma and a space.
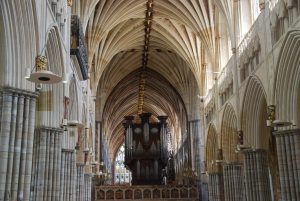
67, 0, 73, 7
267, 105, 276, 121
35, 55, 47, 71
238, 130, 243, 145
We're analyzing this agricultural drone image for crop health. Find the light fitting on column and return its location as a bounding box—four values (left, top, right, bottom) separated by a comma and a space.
270, 119, 292, 127
91, 161, 99, 166
27, 55, 62, 84
25, 67, 31, 79
235, 144, 252, 152
35, 83, 42, 91
62, 73, 68, 83
215, 159, 225, 164
67, 120, 84, 128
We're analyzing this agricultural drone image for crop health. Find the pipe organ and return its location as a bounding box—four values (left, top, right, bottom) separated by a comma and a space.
123, 113, 169, 185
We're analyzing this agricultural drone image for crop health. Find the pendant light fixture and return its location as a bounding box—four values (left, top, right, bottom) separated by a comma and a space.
67, 119, 85, 128
27, 55, 62, 84
26, 4, 62, 84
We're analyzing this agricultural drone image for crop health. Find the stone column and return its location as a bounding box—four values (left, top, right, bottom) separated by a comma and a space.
223, 163, 244, 201
0, 87, 37, 201
189, 119, 206, 200
208, 172, 224, 201
30, 127, 63, 201
95, 121, 101, 163
273, 129, 300, 201
76, 163, 85, 201
188, 120, 202, 173
60, 149, 76, 201
243, 149, 271, 201
10, 94, 25, 201
84, 173, 92, 201
24, 92, 37, 201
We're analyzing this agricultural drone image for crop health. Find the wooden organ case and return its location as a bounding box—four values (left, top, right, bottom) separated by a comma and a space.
123, 113, 168, 185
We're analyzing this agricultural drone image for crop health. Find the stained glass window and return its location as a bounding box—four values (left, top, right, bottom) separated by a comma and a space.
114, 144, 131, 184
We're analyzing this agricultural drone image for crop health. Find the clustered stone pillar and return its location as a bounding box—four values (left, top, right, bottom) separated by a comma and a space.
0, 87, 37, 201
189, 119, 206, 199
223, 163, 244, 201
189, 120, 202, 173
60, 149, 77, 201
243, 149, 271, 201
208, 172, 224, 201
84, 173, 92, 201
76, 163, 85, 201
273, 129, 300, 201
30, 127, 63, 201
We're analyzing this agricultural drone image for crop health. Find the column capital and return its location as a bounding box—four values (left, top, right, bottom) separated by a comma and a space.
242, 148, 267, 154
36, 126, 64, 133
273, 128, 300, 136
0, 86, 39, 97
62, 148, 75, 153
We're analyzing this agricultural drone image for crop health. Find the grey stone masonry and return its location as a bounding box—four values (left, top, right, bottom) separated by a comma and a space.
84, 173, 92, 201
208, 173, 224, 201
76, 163, 85, 201
60, 149, 76, 201
243, 149, 271, 201
273, 129, 300, 201
223, 163, 244, 201
0, 87, 37, 201
30, 127, 63, 201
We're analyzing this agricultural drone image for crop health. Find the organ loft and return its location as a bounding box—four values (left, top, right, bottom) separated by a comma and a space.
123, 113, 174, 185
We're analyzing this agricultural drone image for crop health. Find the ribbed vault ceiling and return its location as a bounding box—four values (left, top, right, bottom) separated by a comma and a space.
100, 69, 188, 157
84, 0, 225, 91
79, 0, 234, 156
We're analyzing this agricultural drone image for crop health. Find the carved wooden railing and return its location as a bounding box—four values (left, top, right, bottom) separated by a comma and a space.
94, 185, 198, 200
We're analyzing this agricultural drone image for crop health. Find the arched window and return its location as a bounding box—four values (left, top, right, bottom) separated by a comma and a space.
114, 144, 132, 184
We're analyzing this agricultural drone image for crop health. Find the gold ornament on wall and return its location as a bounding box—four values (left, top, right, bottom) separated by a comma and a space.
267, 105, 276, 121
67, 0, 73, 7
35, 55, 47, 71
238, 130, 243, 145
266, 105, 275, 127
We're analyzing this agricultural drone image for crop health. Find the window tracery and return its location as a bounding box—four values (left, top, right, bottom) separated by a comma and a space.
114, 144, 131, 184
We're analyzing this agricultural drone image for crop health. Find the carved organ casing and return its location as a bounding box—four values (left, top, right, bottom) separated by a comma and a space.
123, 113, 168, 185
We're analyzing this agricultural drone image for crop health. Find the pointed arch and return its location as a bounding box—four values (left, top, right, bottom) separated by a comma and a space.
0, 0, 38, 90
274, 29, 300, 127
45, 26, 65, 76
35, 28, 67, 128
241, 76, 270, 150
205, 124, 218, 173
221, 103, 239, 162
68, 76, 83, 122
